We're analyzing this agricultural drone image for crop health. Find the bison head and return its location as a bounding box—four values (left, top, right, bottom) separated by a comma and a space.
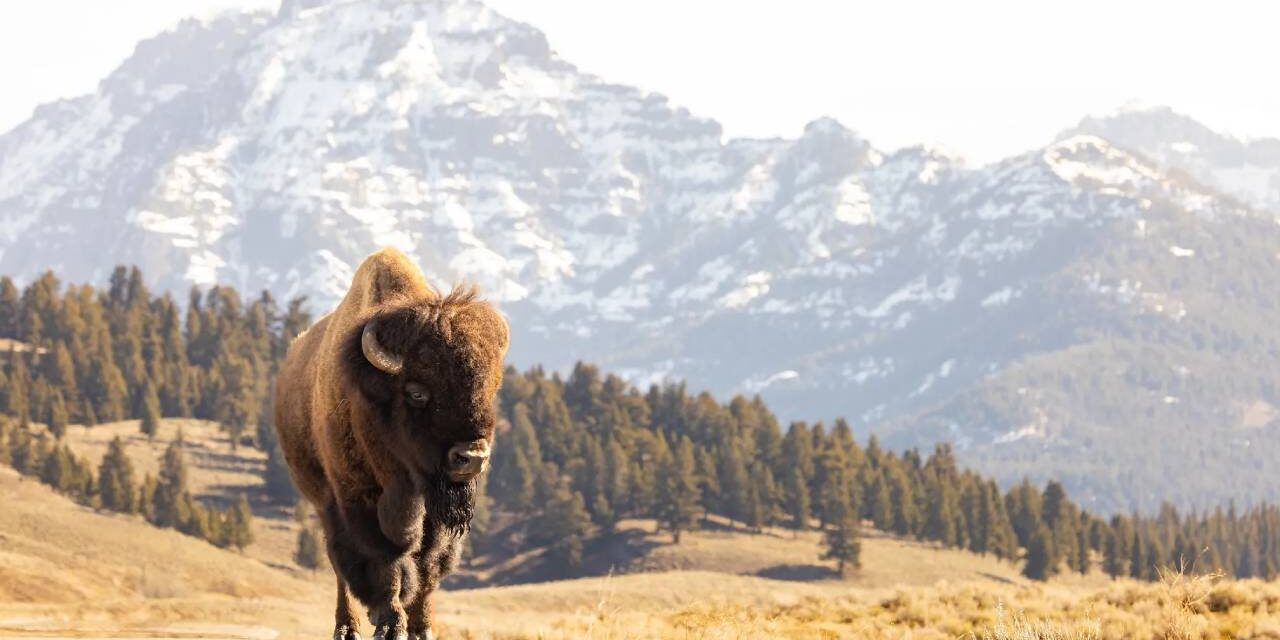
344, 287, 508, 526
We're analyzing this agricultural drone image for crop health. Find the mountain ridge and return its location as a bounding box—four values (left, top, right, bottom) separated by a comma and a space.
3, 0, 1280, 512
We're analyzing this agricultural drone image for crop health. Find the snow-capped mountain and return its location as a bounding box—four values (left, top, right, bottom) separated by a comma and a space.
1066, 105, 1280, 214
4, 0, 1280, 512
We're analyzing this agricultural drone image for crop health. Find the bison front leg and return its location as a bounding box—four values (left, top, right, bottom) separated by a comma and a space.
324, 501, 416, 640
406, 529, 464, 640
332, 576, 362, 640
377, 479, 426, 551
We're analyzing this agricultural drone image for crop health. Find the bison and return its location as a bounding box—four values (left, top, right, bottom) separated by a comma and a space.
273, 248, 509, 640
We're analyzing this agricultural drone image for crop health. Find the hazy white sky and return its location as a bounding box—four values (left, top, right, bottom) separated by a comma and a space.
1, 0, 1276, 162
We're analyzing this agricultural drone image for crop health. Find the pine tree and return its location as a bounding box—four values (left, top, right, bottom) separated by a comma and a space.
984, 480, 1018, 560
45, 342, 79, 407
628, 439, 659, 520
816, 443, 856, 533
744, 462, 775, 533
491, 403, 540, 512
886, 463, 918, 537
785, 465, 812, 534
1074, 517, 1092, 574
40, 444, 76, 491
577, 435, 613, 527
1041, 481, 1080, 571
5, 354, 31, 422
695, 449, 719, 525
98, 436, 137, 513
7, 426, 36, 474
922, 475, 958, 545
138, 473, 158, 523
139, 381, 161, 439
1129, 528, 1146, 580
229, 493, 255, 551
821, 492, 862, 577
213, 348, 258, 449
781, 421, 815, 510
1143, 535, 1166, 581
1023, 524, 1056, 580
152, 441, 193, 529
180, 499, 213, 541
1006, 479, 1043, 548
295, 525, 324, 570
46, 391, 69, 440
539, 476, 591, 568
84, 324, 128, 422
657, 436, 700, 542
864, 469, 893, 531
79, 397, 97, 427
717, 441, 751, 527
263, 438, 298, 504
603, 436, 630, 524
0, 276, 19, 338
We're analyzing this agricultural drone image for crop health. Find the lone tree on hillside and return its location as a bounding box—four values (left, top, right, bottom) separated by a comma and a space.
228, 492, 255, 551
139, 381, 161, 440
820, 480, 862, 577
822, 508, 863, 577
295, 525, 324, 570
97, 436, 137, 513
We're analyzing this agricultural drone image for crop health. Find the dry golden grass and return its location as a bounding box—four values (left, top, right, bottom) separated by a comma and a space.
427, 570, 1280, 640
0, 464, 333, 638
625, 515, 1029, 588
7, 425, 1280, 639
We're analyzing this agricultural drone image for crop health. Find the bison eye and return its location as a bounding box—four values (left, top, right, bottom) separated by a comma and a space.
404, 383, 430, 407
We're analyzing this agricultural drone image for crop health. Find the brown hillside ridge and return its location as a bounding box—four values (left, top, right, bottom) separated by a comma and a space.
5, 464, 1280, 638
54, 417, 300, 569
274, 247, 509, 640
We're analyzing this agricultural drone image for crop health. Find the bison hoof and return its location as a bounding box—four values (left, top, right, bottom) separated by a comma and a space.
333, 625, 361, 640
410, 631, 434, 640
372, 626, 408, 640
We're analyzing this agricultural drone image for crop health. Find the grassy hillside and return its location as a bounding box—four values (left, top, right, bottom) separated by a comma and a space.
51, 419, 1029, 589
467, 515, 1030, 588
0, 464, 327, 638
54, 418, 302, 571
2, 460, 1280, 638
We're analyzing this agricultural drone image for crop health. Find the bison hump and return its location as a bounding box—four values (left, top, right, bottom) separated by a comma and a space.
347, 247, 438, 311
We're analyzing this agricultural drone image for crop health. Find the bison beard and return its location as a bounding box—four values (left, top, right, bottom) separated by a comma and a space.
426, 471, 476, 532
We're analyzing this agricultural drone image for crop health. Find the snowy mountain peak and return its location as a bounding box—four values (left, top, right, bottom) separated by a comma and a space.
1066, 107, 1280, 213
4, 0, 1280, 511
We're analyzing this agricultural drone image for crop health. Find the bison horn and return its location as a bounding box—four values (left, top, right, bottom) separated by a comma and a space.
361, 318, 404, 375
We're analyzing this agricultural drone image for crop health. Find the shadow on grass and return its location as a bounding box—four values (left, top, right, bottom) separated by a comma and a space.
755, 563, 839, 581
462, 524, 664, 587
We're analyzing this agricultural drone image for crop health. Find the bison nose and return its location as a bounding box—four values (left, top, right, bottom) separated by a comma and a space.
446, 440, 490, 482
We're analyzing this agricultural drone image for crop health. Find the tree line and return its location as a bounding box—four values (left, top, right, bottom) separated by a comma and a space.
2, 267, 1279, 579
486, 363, 1280, 581
0, 268, 305, 503
0, 415, 253, 550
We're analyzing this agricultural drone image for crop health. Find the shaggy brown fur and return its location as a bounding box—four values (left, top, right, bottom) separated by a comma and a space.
273, 248, 508, 640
